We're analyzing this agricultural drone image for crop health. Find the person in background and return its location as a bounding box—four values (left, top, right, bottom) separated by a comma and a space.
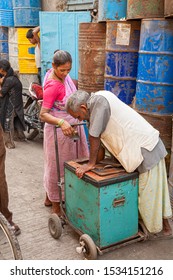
26, 26, 41, 84
0, 124, 21, 235
39, 50, 89, 216
66, 89, 173, 240
0, 59, 26, 149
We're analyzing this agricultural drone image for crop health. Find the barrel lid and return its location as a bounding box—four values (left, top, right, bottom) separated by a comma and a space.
142, 18, 167, 21
106, 20, 127, 23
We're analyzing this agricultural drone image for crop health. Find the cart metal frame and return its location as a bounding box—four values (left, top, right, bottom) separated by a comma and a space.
48, 125, 148, 260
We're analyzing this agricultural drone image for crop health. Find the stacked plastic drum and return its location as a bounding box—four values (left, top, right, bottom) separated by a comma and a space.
164, 0, 173, 210
0, 1, 14, 60
11, 0, 41, 89
97, 0, 141, 106
127, 1, 171, 171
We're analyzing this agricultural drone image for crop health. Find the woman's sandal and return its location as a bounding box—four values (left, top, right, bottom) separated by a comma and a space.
44, 198, 52, 207
44, 201, 52, 207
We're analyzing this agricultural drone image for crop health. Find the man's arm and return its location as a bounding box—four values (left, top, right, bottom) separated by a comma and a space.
32, 26, 40, 47
89, 135, 102, 165
75, 135, 101, 178
75, 95, 111, 178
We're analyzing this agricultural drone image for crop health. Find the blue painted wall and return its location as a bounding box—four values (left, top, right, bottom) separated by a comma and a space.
40, 11, 91, 82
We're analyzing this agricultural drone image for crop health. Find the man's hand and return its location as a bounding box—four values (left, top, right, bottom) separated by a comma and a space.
75, 136, 101, 178
75, 163, 95, 179
32, 26, 40, 46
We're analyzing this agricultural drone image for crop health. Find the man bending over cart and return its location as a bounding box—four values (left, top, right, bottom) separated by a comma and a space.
65, 89, 173, 240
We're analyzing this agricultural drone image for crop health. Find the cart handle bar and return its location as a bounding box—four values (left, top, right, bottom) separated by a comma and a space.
55, 122, 87, 128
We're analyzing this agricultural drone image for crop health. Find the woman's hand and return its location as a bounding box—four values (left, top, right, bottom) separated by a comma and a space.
60, 120, 74, 136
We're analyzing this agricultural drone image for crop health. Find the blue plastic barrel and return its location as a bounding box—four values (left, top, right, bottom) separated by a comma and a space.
98, 0, 127, 21
0, 27, 9, 60
136, 19, 173, 114
0, 0, 14, 27
12, 0, 41, 27
105, 20, 141, 105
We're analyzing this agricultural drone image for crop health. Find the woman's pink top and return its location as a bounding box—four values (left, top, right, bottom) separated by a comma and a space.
42, 74, 76, 111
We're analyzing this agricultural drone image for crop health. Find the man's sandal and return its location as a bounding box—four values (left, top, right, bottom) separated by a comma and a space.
148, 231, 173, 241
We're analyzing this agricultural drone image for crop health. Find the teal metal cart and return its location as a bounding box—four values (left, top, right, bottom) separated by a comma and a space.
48, 126, 148, 260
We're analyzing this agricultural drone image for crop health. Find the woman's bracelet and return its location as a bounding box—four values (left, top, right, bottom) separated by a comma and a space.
58, 119, 65, 127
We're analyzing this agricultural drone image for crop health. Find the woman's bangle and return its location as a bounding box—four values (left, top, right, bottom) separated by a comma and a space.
58, 119, 65, 127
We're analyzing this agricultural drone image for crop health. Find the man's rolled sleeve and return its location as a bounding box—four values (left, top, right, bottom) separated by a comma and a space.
88, 96, 111, 137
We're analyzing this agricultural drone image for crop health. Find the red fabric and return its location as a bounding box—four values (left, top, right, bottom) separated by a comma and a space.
42, 79, 65, 109
32, 84, 43, 99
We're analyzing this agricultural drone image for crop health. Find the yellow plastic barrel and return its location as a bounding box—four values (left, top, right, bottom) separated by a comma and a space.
17, 28, 38, 74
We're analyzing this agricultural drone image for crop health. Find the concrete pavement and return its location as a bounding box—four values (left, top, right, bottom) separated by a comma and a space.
5, 137, 173, 260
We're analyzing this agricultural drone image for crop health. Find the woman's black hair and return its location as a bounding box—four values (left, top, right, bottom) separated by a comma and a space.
26, 29, 34, 39
0, 59, 11, 72
53, 50, 72, 67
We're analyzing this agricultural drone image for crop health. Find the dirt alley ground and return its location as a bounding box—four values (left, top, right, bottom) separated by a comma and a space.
4, 135, 173, 260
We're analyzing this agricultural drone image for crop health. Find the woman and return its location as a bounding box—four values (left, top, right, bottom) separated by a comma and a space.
0, 59, 26, 149
40, 50, 89, 216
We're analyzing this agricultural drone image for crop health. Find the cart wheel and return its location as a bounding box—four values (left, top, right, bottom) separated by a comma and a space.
79, 234, 97, 260
48, 213, 62, 239
139, 220, 149, 241
0, 212, 22, 260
